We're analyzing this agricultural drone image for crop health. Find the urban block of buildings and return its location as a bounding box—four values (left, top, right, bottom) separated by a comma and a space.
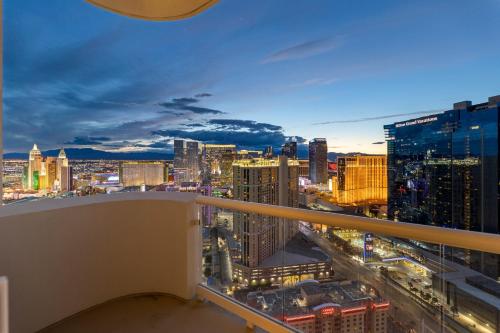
246, 280, 390, 333
23, 144, 72, 192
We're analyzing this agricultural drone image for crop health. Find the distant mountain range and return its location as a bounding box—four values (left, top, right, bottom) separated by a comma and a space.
4, 148, 173, 161
4, 147, 369, 161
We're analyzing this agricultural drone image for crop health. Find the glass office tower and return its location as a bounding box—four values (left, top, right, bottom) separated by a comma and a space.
385, 95, 500, 279
309, 138, 328, 184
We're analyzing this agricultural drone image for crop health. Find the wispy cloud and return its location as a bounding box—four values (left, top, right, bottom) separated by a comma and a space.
158, 96, 224, 115
262, 37, 342, 64
65, 136, 112, 145
312, 109, 444, 125
195, 93, 212, 98
372, 141, 385, 145
208, 119, 282, 131
292, 77, 338, 88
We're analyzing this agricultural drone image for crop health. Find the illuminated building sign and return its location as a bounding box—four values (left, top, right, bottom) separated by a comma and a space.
284, 314, 315, 322
341, 306, 367, 314
395, 116, 438, 128
321, 307, 335, 316
363, 233, 374, 262
372, 302, 390, 310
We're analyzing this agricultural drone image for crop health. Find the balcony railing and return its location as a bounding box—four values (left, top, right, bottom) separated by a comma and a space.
0, 192, 499, 332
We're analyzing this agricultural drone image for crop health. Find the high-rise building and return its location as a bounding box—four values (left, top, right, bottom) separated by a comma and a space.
233, 157, 299, 268
174, 139, 200, 184
201, 144, 236, 187
119, 161, 167, 187
298, 160, 309, 178
332, 155, 387, 205
384, 95, 500, 279
281, 141, 297, 159
28, 144, 43, 190
263, 146, 274, 159
309, 138, 328, 184
46, 157, 57, 191
56, 149, 71, 192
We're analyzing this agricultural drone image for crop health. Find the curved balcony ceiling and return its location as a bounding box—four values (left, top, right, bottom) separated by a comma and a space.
86, 0, 218, 21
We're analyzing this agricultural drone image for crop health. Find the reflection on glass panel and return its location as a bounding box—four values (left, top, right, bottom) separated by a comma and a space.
203, 207, 500, 332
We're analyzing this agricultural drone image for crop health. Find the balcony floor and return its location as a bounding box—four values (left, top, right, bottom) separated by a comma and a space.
40, 294, 250, 333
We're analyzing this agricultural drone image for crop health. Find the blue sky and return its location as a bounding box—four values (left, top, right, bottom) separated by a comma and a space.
4, 0, 500, 154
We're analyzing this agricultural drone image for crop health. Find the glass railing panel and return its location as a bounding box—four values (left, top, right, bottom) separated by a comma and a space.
200, 202, 499, 333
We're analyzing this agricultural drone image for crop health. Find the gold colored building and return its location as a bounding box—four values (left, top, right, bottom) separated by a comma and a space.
332, 155, 387, 205
119, 161, 167, 187
202, 144, 236, 187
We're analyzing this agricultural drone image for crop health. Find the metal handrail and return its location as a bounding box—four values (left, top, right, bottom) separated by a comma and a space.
195, 196, 500, 254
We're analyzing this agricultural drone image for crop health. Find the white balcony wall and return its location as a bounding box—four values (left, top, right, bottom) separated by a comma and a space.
0, 192, 201, 333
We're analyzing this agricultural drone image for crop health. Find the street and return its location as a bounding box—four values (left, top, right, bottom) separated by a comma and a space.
300, 225, 452, 333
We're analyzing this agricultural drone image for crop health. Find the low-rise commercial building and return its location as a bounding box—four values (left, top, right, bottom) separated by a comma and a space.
246, 280, 389, 333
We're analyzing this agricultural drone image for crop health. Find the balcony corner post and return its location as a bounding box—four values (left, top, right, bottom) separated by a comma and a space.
0, 276, 8, 333
185, 196, 202, 299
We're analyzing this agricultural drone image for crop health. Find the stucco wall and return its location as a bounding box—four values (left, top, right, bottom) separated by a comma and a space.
0, 192, 201, 333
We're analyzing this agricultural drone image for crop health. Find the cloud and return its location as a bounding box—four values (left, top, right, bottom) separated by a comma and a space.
195, 93, 212, 98
152, 118, 305, 150
65, 136, 112, 145
285, 136, 307, 144
147, 140, 172, 149
3, 8, 220, 153
182, 123, 206, 128
262, 37, 342, 64
312, 109, 444, 125
292, 77, 338, 88
207, 119, 282, 132
159, 97, 224, 115
152, 129, 286, 148
372, 141, 385, 145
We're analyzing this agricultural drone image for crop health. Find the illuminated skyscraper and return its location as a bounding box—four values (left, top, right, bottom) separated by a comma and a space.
385, 95, 500, 279
232, 157, 299, 268
309, 138, 328, 184
201, 144, 236, 187
263, 146, 274, 159
332, 155, 387, 205
174, 139, 200, 184
56, 149, 71, 191
27, 144, 42, 190
281, 140, 297, 159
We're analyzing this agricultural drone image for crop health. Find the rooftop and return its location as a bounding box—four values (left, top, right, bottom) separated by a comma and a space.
247, 280, 386, 319
260, 233, 330, 267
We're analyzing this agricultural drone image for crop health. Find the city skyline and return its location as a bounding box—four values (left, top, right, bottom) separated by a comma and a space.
5, 0, 500, 155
